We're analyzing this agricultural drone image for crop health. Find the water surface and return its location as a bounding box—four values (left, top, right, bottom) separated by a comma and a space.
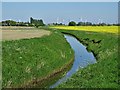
50, 34, 96, 88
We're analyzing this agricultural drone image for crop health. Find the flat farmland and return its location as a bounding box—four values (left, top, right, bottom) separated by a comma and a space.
2, 26, 51, 41
50, 26, 118, 34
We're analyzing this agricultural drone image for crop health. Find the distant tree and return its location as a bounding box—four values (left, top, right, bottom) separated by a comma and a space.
28, 23, 34, 26
112, 24, 119, 26
18, 22, 27, 26
68, 21, 76, 26
85, 22, 92, 26
30, 17, 33, 24
106, 24, 111, 26
59, 23, 63, 25
77, 22, 85, 26
53, 23, 58, 25
99, 23, 106, 26
92, 24, 97, 26
30, 17, 45, 27
51, 23, 65, 26
77, 22, 92, 26
2, 20, 16, 26
38, 19, 45, 26
0, 22, 2, 26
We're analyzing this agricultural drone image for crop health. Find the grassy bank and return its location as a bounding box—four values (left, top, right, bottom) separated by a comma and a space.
55, 30, 118, 88
47, 26, 118, 88
2, 30, 74, 88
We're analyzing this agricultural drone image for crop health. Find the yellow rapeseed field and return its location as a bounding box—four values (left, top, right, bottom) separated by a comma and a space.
50, 26, 119, 34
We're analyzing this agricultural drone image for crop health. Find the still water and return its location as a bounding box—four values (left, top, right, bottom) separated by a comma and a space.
50, 34, 96, 88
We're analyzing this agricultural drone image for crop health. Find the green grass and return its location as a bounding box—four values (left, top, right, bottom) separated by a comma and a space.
48, 29, 118, 88
2, 30, 74, 88
2, 26, 119, 88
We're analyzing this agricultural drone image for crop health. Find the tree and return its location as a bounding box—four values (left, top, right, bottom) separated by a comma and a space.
30, 17, 33, 24
2, 20, 16, 26
30, 17, 45, 27
77, 22, 85, 26
38, 19, 45, 26
85, 22, 92, 26
77, 22, 92, 26
99, 23, 106, 26
0, 22, 2, 26
68, 21, 76, 26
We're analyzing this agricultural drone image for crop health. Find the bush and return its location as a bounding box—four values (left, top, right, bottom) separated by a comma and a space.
68, 21, 76, 26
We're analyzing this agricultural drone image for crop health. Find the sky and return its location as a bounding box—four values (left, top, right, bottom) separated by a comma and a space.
2, 2, 118, 24
1, 0, 120, 2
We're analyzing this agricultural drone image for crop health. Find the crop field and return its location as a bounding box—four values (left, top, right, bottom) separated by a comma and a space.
2, 26, 50, 41
1, 26, 35, 30
48, 26, 119, 88
50, 26, 118, 34
2, 27, 74, 88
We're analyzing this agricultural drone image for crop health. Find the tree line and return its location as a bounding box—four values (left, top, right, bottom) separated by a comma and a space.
0, 17, 45, 27
0, 18, 119, 26
68, 21, 119, 26
1, 20, 30, 26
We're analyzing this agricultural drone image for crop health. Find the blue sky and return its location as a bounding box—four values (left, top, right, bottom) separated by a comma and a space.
2, 2, 118, 24
1, 0, 120, 2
